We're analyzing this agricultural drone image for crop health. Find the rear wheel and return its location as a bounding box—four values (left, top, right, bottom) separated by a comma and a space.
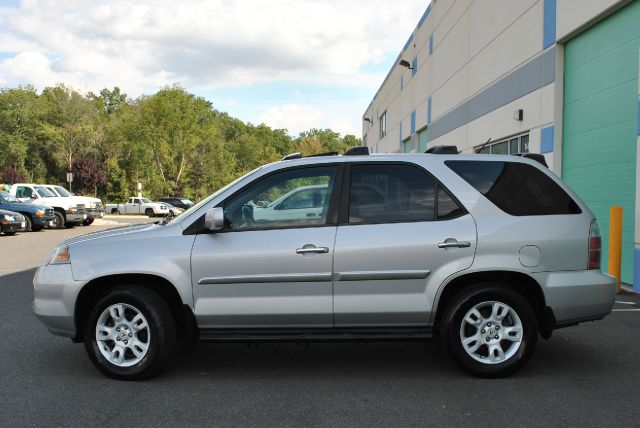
111, 208, 118, 214
52, 211, 65, 229
440, 283, 538, 378
84, 286, 176, 380
24, 216, 33, 232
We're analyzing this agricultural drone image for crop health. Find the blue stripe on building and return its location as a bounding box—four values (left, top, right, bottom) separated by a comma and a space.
411, 111, 416, 135
543, 0, 556, 49
541, 126, 554, 153
427, 96, 432, 124
429, 34, 433, 56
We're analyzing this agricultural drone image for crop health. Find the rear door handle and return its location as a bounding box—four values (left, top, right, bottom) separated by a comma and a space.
296, 246, 329, 254
438, 241, 471, 249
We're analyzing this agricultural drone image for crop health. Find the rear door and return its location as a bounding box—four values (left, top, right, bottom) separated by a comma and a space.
333, 162, 477, 327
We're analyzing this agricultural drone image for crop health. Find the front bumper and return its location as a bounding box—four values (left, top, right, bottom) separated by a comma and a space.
32, 215, 56, 227
32, 264, 83, 338
532, 269, 617, 327
1, 220, 26, 233
86, 208, 105, 219
65, 211, 87, 224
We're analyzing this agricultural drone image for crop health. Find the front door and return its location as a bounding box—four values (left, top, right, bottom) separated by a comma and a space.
191, 165, 340, 329
333, 162, 476, 327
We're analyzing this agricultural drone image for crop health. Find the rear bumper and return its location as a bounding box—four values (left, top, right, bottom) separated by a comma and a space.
532, 270, 617, 326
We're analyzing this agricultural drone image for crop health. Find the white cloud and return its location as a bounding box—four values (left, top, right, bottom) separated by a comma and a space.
0, 0, 428, 94
257, 104, 325, 136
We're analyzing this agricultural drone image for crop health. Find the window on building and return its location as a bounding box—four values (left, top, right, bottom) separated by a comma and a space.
379, 111, 387, 139
477, 133, 529, 155
402, 138, 413, 153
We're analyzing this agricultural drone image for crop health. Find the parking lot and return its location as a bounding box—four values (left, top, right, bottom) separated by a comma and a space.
1, 219, 639, 426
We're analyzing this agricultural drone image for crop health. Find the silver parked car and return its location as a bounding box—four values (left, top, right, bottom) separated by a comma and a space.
33, 148, 616, 379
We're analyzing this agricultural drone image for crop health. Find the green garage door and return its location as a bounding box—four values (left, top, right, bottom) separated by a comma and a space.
562, 0, 640, 284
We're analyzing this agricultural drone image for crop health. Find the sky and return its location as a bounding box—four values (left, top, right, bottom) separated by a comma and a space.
0, 0, 429, 137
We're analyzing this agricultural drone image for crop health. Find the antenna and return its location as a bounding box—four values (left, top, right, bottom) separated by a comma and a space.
476, 137, 492, 154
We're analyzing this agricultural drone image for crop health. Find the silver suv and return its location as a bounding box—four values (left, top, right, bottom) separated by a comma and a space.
33, 149, 616, 379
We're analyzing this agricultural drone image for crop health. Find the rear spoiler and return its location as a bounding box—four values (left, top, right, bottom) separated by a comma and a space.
425, 145, 548, 168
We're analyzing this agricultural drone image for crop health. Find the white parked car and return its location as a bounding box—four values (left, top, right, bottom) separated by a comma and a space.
106, 197, 172, 217
252, 184, 328, 223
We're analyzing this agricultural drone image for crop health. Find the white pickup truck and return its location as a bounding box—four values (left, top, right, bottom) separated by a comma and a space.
42, 184, 104, 226
9, 183, 88, 228
106, 197, 174, 217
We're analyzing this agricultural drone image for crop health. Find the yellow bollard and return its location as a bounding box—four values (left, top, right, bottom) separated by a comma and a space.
608, 206, 623, 293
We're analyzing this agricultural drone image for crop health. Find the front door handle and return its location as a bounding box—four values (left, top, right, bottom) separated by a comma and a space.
296, 246, 329, 254
438, 241, 471, 249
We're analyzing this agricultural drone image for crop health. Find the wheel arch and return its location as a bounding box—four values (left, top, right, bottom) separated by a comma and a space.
74, 273, 195, 343
432, 270, 554, 338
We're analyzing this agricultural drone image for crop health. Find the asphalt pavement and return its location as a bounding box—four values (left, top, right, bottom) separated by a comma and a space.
1, 220, 639, 427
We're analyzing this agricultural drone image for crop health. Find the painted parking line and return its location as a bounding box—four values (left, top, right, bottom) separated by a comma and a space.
612, 309, 640, 312
615, 301, 638, 305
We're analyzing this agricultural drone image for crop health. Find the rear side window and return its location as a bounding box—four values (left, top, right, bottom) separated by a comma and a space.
445, 160, 581, 216
348, 163, 465, 224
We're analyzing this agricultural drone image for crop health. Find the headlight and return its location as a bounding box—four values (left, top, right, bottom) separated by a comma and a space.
34, 210, 46, 217
1, 214, 16, 224
49, 246, 71, 264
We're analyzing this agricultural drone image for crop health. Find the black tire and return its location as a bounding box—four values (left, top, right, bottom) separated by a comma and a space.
440, 283, 538, 378
145, 208, 154, 218
24, 216, 33, 232
82, 218, 94, 226
32, 225, 43, 232
84, 286, 176, 380
111, 208, 118, 214
52, 211, 65, 229
4, 231, 15, 236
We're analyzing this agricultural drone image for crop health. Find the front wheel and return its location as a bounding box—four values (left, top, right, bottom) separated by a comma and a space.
51, 211, 65, 229
82, 218, 94, 226
84, 287, 176, 380
440, 284, 538, 378
145, 209, 154, 218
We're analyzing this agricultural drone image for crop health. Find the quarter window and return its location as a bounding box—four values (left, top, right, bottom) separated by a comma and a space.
224, 167, 337, 231
446, 160, 581, 216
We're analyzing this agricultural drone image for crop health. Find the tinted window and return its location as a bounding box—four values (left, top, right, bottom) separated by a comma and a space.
224, 167, 336, 231
438, 187, 465, 220
349, 164, 436, 223
446, 160, 581, 216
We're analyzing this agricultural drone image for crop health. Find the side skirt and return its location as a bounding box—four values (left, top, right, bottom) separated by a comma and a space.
198, 327, 433, 343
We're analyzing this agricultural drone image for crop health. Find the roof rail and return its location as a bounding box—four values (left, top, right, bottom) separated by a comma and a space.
425, 145, 458, 154
307, 151, 339, 158
513, 153, 548, 168
344, 146, 369, 156
281, 152, 303, 161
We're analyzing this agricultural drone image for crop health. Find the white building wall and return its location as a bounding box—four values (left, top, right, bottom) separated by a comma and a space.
363, 0, 627, 175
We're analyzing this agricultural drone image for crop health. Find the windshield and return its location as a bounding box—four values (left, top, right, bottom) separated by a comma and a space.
54, 186, 72, 197
0, 191, 18, 203
35, 186, 56, 197
180, 199, 194, 205
141, 198, 152, 203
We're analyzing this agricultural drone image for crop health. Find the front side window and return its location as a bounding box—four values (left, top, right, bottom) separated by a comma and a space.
446, 160, 581, 216
349, 163, 465, 224
224, 167, 337, 231
16, 186, 33, 199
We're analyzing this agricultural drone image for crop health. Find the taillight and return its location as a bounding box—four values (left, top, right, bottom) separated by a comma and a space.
588, 220, 601, 270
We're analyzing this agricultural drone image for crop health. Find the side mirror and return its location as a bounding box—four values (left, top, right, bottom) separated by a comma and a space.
204, 207, 225, 231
